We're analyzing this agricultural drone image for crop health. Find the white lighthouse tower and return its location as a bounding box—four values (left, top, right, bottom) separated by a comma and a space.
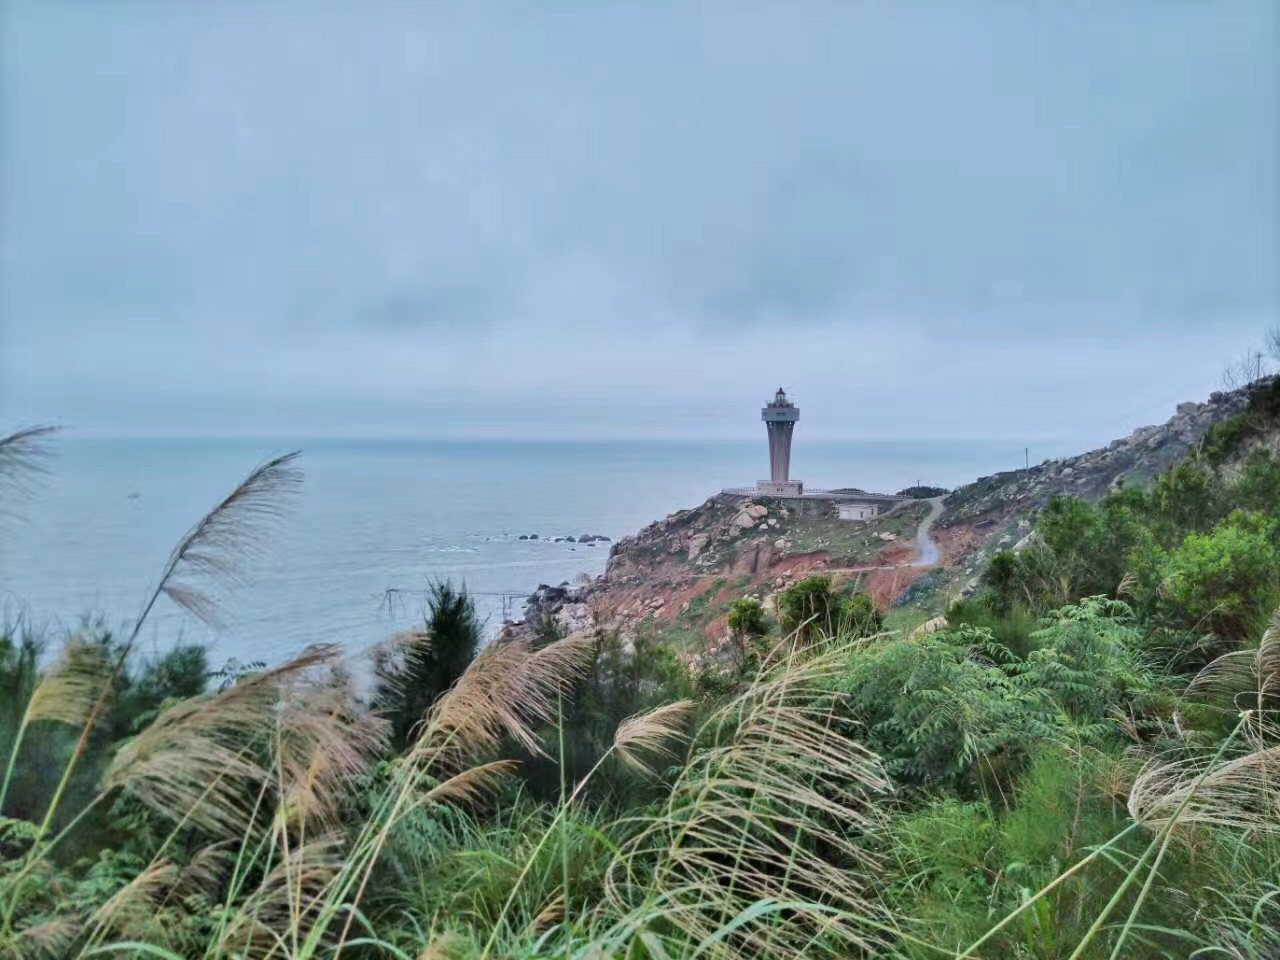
758, 387, 803, 497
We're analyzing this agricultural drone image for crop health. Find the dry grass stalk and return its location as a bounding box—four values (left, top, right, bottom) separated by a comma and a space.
614, 700, 695, 775
218, 834, 346, 960
20, 638, 110, 728
603, 642, 893, 958
156, 451, 303, 628
414, 633, 595, 766
104, 644, 338, 836
0, 916, 79, 960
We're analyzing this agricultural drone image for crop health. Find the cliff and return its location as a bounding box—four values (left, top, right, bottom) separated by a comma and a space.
517, 378, 1271, 652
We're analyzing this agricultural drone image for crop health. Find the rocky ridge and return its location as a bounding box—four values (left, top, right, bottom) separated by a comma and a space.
516, 379, 1269, 651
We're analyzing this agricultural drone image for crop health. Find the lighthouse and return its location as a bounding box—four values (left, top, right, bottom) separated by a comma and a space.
758, 388, 803, 497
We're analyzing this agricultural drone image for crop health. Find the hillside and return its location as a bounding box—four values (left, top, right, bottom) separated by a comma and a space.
518, 377, 1274, 651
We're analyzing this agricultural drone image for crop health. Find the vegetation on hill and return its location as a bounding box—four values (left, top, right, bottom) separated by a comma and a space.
4, 380, 1280, 959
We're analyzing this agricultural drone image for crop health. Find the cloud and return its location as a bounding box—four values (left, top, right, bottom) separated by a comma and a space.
1, 0, 1276, 441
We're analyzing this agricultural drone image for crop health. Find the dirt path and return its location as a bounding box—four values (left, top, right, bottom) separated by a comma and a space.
823, 496, 946, 577
912, 496, 946, 567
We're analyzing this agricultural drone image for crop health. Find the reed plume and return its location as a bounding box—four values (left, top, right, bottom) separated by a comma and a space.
16, 638, 108, 729
38, 452, 302, 840
602, 641, 893, 958
613, 699, 694, 775
0, 916, 77, 960
275, 670, 389, 831
414, 633, 595, 765
88, 859, 179, 942
0, 638, 109, 811
421, 759, 519, 807
104, 644, 337, 837
0, 426, 57, 508
154, 450, 303, 628
1130, 607, 1280, 838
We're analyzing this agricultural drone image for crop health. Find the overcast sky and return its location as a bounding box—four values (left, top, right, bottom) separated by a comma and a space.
2, 1, 1277, 444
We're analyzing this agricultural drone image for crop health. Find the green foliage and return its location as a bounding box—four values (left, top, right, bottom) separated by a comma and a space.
1147, 461, 1227, 543
9, 422, 1280, 960
887, 746, 1152, 958
973, 443, 1280, 674
373, 579, 482, 750
726, 597, 766, 640
1147, 510, 1280, 664
841, 601, 1156, 797
838, 626, 1051, 793
897, 485, 949, 499
1232, 447, 1280, 513
777, 576, 883, 643
1203, 376, 1280, 465
978, 493, 1153, 616
1016, 597, 1156, 727
844, 591, 884, 636
947, 598, 1039, 657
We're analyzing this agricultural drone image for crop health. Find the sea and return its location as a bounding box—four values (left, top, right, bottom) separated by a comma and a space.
0, 436, 1047, 669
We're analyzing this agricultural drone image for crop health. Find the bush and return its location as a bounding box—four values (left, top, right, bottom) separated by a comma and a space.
726, 597, 767, 641
837, 627, 1052, 793
1148, 510, 1280, 665
947, 598, 1039, 658
777, 576, 882, 643
1016, 597, 1156, 728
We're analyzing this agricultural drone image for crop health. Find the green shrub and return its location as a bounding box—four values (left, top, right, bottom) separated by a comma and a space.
1016, 597, 1156, 728
837, 627, 1052, 793
1149, 510, 1280, 664
726, 597, 767, 641
778, 576, 882, 643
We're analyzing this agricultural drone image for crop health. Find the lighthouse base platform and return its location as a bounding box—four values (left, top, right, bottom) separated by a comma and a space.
755, 480, 804, 497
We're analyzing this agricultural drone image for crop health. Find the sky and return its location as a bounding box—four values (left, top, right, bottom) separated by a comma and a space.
2, 1, 1277, 446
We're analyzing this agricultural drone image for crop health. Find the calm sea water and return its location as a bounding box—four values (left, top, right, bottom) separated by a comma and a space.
1, 436, 1037, 667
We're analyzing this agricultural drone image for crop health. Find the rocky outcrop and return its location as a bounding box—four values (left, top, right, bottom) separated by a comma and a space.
511, 379, 1272, 651
509, 491, 933, 646
522, 582, 595, 635
942, 384, 1254, 527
